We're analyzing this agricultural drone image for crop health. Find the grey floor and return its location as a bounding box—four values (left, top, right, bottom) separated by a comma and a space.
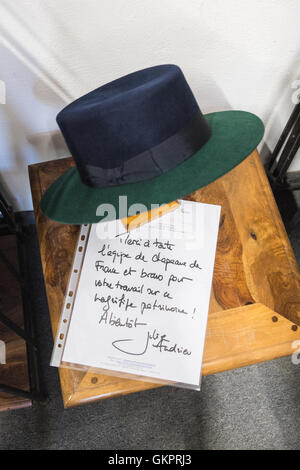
1, 192, 300, 450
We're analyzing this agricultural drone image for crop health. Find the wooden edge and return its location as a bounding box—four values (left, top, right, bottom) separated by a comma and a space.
202, 302, 300, 373
0, 399, 32, 412
61, 302, 300, 407
63, 379, 159, 408
252, 150, 300, 290
28, 164, 41, 217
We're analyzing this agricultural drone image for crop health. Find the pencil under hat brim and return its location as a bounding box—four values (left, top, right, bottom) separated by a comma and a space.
40, 110, 264, 225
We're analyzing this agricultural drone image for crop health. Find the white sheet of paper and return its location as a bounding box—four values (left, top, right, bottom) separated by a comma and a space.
61, 200, 221, 387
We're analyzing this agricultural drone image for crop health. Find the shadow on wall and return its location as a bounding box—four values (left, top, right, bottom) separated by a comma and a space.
0, 33, 71, 210
0, 75, 69, 210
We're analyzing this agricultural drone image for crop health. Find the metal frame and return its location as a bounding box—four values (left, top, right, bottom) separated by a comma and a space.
266, 100, 300, 191
0, 190, 46, 403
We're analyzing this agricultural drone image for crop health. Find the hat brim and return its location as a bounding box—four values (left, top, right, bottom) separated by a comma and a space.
40, 110, 264, 224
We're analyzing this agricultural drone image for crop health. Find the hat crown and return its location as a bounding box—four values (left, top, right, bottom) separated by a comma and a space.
57, 65, 210, 187
67, 64, 183, 107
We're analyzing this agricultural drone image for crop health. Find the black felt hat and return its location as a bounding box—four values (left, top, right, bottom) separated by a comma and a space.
40, 64, 264, 224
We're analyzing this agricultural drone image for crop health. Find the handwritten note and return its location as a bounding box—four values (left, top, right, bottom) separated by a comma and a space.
61, 200, 221, 388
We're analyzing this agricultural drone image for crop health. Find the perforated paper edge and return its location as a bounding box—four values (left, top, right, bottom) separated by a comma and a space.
50, 224, 91, 367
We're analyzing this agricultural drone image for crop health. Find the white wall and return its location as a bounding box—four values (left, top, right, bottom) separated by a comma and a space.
0, 0, 299, 211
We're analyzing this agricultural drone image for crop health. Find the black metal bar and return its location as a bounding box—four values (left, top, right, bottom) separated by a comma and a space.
288, 183, 300, 191
267, 101, 300, 171
277, 139, 300, 181
16, 228, 46, 402
0, 189, 46, 404
0, 192, 17, 234
0, 247, 22, 283
274, 115, 300, 180
0, 383, 43, 401
269, 180, 300, 192
0, 308, 29, 343
0, 226, 13, 237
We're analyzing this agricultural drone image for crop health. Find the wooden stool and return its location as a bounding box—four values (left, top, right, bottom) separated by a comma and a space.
0, 193, 45, 411
29, 150, 300, 408
0, 234, 31, 411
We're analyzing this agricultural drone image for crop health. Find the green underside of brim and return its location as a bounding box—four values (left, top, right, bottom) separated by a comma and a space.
40, 110, 264, 224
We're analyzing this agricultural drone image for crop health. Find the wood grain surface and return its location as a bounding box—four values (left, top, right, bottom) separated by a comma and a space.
29, 151, 300, 407
0, 235, 31, 411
